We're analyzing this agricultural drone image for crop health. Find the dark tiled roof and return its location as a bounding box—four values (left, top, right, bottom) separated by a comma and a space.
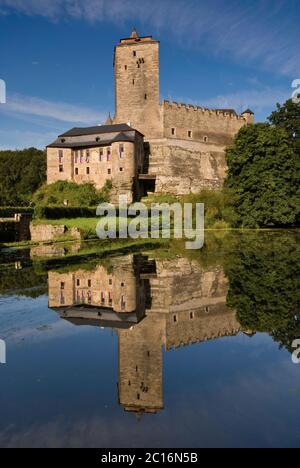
47, 131, 137, 149
242, 108, 254, 115
111, 132, 136, 143
58, 123, 139, 138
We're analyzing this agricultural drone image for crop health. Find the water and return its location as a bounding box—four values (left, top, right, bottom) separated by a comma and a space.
0, 232, 299, 448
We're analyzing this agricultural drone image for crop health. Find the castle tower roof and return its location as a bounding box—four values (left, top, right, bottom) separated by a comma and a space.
130, 28, 139, 39
242, 108, 254, 115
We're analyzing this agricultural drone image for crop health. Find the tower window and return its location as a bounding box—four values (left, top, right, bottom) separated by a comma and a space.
190, 312, 194, 320
125, 65, 127, 70
88, 280, 92, 287
108, 169, 111, 175
120, 168, 123, 172
60, 282, 65, 290
86, 167, 90, 175
133, 51, 136, 57
144, 94, 147, 100
173, 315, 178, 323
132, 79, 135, 85
188, 130, 192, 138
171, 128, 176, 136
203, 136, 208, 143
75, 168, 79, 175
59, 165, 64, 173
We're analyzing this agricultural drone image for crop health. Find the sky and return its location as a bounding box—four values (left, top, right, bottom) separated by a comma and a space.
0, 0, 299, 149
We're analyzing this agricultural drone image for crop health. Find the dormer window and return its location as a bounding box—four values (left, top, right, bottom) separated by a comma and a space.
61, 139, 65, 143
96, 137, 100, 142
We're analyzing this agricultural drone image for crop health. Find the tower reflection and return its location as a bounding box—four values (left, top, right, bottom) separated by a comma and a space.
48, 255, 244, 415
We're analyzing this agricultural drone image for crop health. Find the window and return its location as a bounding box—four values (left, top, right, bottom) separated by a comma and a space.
107, 148, 111, 161
59, 165, 64, 173
60, 139, 65, 143
108, 292, 112, 305
96, 137, 100, 142
171, 128, 176, 136
173, 315, 178, 323
88, 280, 92, 287
137, 394, 140, 400
86, 167, 90, 175
101, 292, 105, 304
188, 130, 192, 138
205, 306, 210, 313
144, 94, 147, 100
203, 136, 208, 143
80, 150, 84, 163
108, 169, 111, 175
132, 79, 135, 85
58, 149, 63, 163
190, 312, 194, 320
120, 168, 123, 172
109, 279, 113, 285
60, 282, 65, 290
75, 168, 79, 175
99, 149, 103, 162
77, 279, 80, 287
60, 292, 65, 305
119, 144, 124, 158
74, 150, 78, 164
125, 65, 127, 70
133, 51, 136, 57
86, 150, 90, 163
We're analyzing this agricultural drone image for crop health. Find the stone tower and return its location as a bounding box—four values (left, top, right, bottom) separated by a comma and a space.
114, 29, 162, 139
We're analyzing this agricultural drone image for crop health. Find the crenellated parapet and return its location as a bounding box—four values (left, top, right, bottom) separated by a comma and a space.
162, 100, 246, 122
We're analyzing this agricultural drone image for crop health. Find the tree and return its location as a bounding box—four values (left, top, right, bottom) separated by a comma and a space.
225, 123, 299, 228
268, 99, 300, 156
0, 148, 46, 206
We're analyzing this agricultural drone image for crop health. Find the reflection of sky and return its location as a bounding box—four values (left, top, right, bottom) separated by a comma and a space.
0, 295, 299, 448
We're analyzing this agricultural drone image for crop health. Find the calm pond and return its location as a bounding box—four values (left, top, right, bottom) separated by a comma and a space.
0, 231, 299, 448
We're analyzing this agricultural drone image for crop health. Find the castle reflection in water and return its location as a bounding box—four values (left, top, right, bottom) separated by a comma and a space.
48, 255, 250, 416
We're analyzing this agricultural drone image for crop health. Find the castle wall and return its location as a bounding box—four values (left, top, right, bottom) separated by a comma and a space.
47, 136, 143, 203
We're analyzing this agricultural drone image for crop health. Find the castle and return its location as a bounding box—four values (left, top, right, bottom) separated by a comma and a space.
47, 29, 254, 202
49, 255, 249, 415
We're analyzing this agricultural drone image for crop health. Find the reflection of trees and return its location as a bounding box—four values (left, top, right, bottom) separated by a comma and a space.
225, 232, 300, 353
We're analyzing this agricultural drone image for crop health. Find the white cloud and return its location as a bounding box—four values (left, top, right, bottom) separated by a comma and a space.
0, 0, 299, 76
1, 93, 105, 123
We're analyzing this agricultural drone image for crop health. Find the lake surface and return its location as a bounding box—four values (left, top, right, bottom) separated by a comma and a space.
0, 232, 299, 448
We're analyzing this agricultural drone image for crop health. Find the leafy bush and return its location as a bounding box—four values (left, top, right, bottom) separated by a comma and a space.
33, 181, 107, 207
33, 205, 99, 219
0, 207, 34, 217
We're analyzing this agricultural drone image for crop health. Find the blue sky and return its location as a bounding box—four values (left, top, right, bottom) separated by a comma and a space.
0, 0, 299, 149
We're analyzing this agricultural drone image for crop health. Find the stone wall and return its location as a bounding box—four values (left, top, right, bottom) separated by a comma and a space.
30, 224, 66, 243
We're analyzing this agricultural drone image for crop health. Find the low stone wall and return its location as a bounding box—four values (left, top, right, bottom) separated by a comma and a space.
30, 224, 66, 243
29, 224, 82, 243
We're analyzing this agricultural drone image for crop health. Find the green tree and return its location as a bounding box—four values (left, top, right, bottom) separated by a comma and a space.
0, 148, 46, 206
268, 99, 300, 156
225, 123, 299, 227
